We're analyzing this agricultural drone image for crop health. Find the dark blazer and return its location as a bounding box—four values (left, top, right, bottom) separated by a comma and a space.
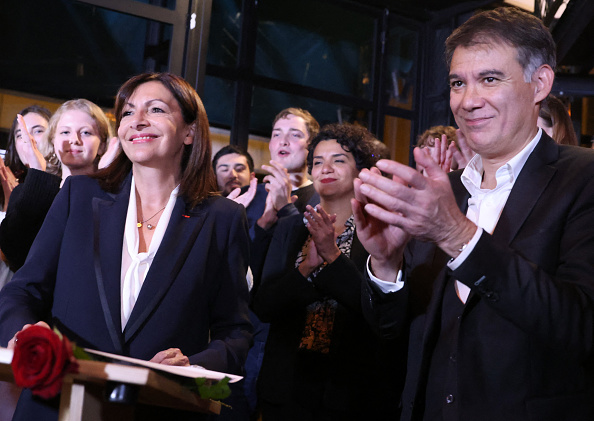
0, 174, 252, 420
364, 134, 594, 421
254, 214, 405, 420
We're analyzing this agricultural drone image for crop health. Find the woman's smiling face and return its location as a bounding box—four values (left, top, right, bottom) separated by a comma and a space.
118, 81, 194, 170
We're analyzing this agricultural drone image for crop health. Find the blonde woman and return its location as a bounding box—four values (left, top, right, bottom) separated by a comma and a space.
0, 99, 111, 271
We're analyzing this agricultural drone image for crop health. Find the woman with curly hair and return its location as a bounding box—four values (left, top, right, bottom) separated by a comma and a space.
253, 123, 405, 420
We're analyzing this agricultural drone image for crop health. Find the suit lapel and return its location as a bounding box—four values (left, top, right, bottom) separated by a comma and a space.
92, 177, 131, 354
450, 169, 471, 214
465, 134, 557, 312
123, 197, 208, 343
492, 134, 558, 244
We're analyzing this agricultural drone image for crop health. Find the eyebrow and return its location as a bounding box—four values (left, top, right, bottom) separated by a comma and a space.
57, 125, 94, 132
14, 126, 43, 135
313, 153, 349, 160
449, 69, 505, 80
124, 98, 165, 108
272, 128, 304, 134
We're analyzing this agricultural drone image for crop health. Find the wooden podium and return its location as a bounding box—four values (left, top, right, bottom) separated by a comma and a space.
0, 348, 220, 421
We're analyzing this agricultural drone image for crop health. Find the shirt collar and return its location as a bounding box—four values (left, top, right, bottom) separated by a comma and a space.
461, 128, 543, 194
124, 175, 180, 258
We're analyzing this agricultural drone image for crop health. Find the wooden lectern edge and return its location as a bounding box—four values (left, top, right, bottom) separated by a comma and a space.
71, 360, 221, 414
0, 347, 14, 383
0, 348, 221, 415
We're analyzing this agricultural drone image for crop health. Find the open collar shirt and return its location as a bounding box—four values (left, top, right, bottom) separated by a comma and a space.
121, 176, 180, 329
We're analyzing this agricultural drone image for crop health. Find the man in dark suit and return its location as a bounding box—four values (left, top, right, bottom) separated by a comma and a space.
231, 109, 321, 419
352, 7, 594, 421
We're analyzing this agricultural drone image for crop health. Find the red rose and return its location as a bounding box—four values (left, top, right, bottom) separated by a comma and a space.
11, 325, 78, 399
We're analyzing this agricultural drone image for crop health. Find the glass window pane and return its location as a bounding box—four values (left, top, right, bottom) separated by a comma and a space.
130, 0, 176, 10
255, 1, 374, 99
0, 1, 172, 108
383, 115, 411, 165
385, 24, 418, 111
250, 86, 370, 136
202, 76, 235, 129
207, 0, 242, 67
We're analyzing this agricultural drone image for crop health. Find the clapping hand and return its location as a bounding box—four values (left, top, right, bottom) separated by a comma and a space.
304, 205, 340, 263
98, 136, 121, 169
448, 129, 476, 170
358, 150, 475, 258
298, 238, 324, 278
352, 167, 410, 282
0, 156, 18, 210
418, 134, 452, 175
228, 176, 257, 208
16, 114, 46, 171
257, 162, 297, 229
261, 160, 292, 211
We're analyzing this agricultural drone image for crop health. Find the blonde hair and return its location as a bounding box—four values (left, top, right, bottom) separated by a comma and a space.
45, 99, 113, 174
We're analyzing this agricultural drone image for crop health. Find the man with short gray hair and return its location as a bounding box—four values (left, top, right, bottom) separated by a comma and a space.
354, 7, 594, 421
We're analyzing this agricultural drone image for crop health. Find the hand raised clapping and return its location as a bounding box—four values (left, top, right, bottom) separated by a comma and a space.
357, 148, 476, 259
228, 176, 258, 208
261, 160, 293, 211
16, 114, 47, 172
0, 156, 18, 210
298, 205, 339, 277
448, 129, 476, 170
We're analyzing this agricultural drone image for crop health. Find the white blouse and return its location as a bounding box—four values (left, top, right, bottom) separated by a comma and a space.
120, 176, 180, 329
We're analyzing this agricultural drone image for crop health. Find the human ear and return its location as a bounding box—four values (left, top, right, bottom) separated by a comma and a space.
184, 122, 196, 145
532, 64, 555, 104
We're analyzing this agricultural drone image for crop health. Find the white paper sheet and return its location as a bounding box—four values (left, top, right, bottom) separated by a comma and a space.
84, 348, 242, 383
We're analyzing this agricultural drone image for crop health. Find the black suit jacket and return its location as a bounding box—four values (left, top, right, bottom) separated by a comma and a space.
364, 134, 594, 421
0, 174, 252, 420
253, 214, 405, 420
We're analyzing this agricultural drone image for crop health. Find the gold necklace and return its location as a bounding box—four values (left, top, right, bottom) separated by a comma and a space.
137, 205, 167, 230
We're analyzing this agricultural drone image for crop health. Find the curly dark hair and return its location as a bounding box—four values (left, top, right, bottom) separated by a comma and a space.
307, 123, 382, 174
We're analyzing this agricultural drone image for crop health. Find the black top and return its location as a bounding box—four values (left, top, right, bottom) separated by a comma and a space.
0, 169, 61, 271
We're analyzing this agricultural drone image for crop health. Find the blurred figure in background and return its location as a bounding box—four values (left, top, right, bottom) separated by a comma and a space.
6, 105, 59, 181
417, 125, 476, 172
213, 145, 255, 196
538, 94, 578, 146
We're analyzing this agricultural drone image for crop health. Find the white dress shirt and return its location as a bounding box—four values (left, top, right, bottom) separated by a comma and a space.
370, 129, 543, 301
121, 176, 180, 329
